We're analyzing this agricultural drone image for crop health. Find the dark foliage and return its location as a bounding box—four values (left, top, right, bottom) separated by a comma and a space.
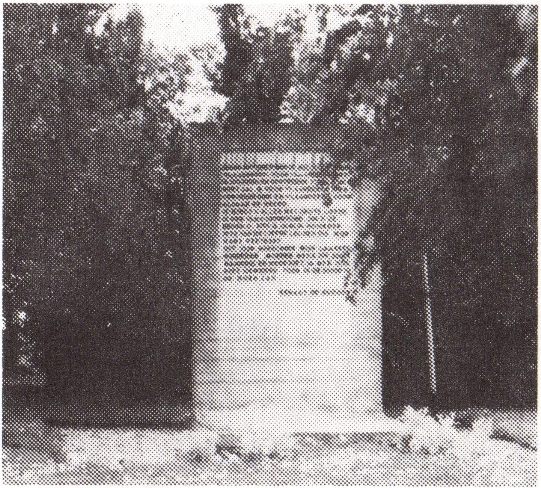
3, 4, 190, 393
213, 5, 295, 123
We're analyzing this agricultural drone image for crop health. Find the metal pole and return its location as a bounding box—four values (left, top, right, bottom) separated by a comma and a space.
422, 253, 437, 395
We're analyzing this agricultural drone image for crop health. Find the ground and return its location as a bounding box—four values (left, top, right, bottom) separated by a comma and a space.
3, 408, 536, 485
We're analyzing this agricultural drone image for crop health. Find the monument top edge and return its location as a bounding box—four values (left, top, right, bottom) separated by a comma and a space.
185, 123, 375, 154
186, 122, 371, 138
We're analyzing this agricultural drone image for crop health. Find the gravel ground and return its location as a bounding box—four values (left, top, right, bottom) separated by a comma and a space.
3, 424, 536, 485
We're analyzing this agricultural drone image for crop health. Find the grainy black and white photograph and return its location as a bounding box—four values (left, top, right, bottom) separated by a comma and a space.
2, 1, 537, 484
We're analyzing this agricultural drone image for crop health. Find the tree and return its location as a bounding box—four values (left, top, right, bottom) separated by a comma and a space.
212, 5, 298, 123
3, 4, 190, 395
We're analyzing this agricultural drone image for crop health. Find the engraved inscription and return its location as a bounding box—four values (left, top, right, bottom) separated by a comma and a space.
220, 153, 352, 293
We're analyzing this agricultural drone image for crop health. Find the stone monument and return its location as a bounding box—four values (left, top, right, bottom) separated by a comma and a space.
188, 125, 398, 432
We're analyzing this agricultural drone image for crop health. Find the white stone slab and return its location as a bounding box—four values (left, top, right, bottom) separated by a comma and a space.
191, 151, 386, 431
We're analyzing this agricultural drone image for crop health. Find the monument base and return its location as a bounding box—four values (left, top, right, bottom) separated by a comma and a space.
195, 403, 405, 434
